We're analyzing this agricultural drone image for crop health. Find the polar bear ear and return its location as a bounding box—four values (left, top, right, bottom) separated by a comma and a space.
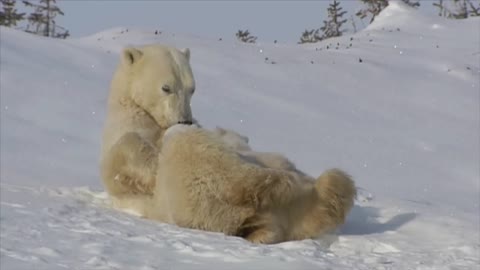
181, 48, 190, 61
122, 47, 143, 66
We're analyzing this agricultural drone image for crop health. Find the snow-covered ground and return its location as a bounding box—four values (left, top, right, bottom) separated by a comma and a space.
1, 2, 479, 269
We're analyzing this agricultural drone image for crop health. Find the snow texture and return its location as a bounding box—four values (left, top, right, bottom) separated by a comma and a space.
1, 2, 479, 269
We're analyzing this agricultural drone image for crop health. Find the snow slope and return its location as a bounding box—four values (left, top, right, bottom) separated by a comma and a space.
1, 2, 479, 269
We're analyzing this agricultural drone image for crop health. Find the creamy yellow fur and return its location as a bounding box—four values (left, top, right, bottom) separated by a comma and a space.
100, 45, 356, 244
144, 126, 356, 244
212, 127, 302, 173
100, 44, 195, 213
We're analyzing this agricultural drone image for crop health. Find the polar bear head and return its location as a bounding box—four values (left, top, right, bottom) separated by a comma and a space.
119, 44, 195, 128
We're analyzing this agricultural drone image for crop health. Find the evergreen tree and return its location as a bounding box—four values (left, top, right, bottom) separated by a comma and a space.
355, 0, 388, 24
319, 0, 348, 40
467, 0, 479, 16
433, 0, 448, 17
356, 0, 419, 24
235, 30, 257, 43
23, 0, 69, 38
298, 29, 321, 44
450, 0, 468, 18
433, 0, 478, 18
0, 0, 25, 27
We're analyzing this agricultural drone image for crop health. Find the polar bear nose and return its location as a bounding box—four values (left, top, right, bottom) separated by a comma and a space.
178, 120, 193, 125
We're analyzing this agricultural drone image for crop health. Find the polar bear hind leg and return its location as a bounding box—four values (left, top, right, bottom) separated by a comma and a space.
101, 132, 158, 197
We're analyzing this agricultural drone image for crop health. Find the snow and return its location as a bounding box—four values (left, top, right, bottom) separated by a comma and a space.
1, 2, 479, 269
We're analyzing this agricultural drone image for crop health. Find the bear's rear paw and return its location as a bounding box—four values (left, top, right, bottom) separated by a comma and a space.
114, 173, 154, 196
244, 226, 283, 244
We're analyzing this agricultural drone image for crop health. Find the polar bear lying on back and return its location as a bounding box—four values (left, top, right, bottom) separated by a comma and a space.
100, 44, 356, 244
143, 124, 356, 244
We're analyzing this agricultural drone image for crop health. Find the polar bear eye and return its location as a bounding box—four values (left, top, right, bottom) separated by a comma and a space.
162, 85, 171, 94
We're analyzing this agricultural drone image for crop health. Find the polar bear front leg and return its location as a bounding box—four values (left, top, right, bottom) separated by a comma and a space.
102, 132, 158, 196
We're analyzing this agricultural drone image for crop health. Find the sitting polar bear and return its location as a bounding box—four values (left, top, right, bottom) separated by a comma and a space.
100, 44, 356, 244
100, 44, 195, 207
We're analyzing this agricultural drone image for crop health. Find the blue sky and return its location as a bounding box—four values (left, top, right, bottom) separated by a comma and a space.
20, 0, 437, 43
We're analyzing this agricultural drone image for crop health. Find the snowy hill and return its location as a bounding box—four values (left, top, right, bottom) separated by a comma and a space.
1, 2, 479, 269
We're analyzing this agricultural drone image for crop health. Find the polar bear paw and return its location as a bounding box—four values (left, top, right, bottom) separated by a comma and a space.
163, 124, 200, 144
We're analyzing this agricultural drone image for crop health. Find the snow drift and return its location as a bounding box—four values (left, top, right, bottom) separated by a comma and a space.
1, 2, 478, 269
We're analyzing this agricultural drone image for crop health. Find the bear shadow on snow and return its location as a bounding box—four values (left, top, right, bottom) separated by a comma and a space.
340, 205, 417, 235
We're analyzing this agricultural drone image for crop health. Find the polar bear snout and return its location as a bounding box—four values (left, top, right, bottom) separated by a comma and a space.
177, 120, 193, 125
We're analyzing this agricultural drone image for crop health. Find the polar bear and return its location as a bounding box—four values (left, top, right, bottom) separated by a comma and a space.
211, 127, 301, 173
100, 44, 195, 211
145, 125, 356, 244
100, 45, 356, 244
